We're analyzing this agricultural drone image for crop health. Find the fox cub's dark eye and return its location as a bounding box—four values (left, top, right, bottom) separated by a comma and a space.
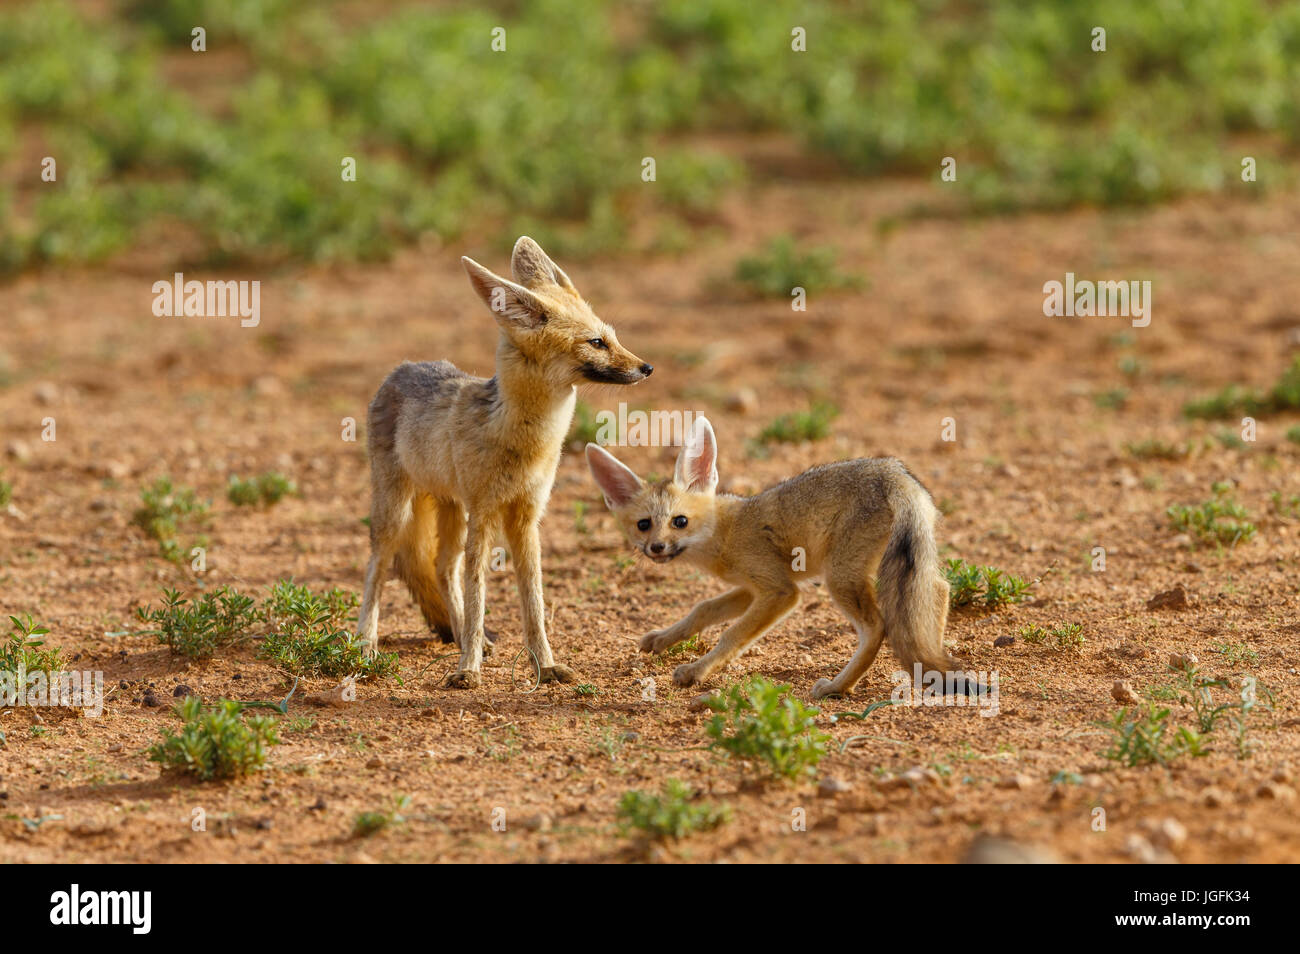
636, 518, 652, 532
587, 337, 608, 349
672, 515, 688, 529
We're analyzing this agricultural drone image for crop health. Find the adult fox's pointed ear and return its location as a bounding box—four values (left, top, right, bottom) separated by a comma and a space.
585, 443, 643, 509
675, 416, 718, 495
462, 255, 548, 329
511, 236, 576, 293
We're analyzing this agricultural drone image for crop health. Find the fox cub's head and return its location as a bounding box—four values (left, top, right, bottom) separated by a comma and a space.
585, 417, 719, 564
462, 237, 652, 387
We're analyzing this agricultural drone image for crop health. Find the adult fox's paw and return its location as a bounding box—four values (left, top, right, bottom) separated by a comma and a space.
540, 663, 579, 684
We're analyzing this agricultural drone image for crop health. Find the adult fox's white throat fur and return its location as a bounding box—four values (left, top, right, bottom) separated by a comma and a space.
358, 237, 652, 688
586, 417, 972, 699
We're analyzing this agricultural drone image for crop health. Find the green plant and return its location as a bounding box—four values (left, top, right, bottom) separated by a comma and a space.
1099, 703, 1206, 767
0, 472, 11, 507
147, 696, 279, 780
755, 401, 839, 446
1166, 483, 1256, 547
1, 614, 63, 678
1286, 425, 1300, 445
704, 675, 829, 780
1124, 438, 1191, 461
353, 794, 410, 837
945, 559, 1030, 608
1183, 354, 1300, 420
734, 235, 859, 297
136, 587, 257, 658
1050, 622, 1085, 653
131, 477, 209, 562
258, 581, 396, 679
1270, 492, 1300, 518
227, 471, 297, 506
617, 779, 730, 840
1212, 641, 1259, 667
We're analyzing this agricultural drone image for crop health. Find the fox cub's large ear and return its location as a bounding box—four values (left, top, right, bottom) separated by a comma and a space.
675, 416, 718, 495
511, 236, 577, 293
586, 443, 643, 509
462, 255, 547, 329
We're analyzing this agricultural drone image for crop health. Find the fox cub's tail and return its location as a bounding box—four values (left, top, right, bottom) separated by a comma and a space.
877, 478, 975, 694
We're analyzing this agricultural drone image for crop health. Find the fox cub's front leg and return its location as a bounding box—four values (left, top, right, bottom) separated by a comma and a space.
640, 588, 752, 654
672, 589, 798, 688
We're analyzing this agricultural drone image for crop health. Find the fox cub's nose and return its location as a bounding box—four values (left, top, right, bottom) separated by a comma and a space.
639, 363, 654, 377
649, 541, 666, 554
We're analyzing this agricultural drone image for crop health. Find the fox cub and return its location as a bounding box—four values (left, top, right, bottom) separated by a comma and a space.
359, 237, 652, 688
586, 417, 964, 699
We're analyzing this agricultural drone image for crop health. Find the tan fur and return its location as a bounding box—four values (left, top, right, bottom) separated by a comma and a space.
359, 237, 650, 688
586, 417, 963, 699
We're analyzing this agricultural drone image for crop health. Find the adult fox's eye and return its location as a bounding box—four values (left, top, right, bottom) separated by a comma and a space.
587, 337, 607, 349
672, 515, 688, 529
636, 518, 652, 532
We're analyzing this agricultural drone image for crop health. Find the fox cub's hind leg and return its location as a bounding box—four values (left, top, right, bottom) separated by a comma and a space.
811, 573, 886, 700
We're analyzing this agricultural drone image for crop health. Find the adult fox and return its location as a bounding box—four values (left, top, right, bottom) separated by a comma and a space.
359, 238, 652, 688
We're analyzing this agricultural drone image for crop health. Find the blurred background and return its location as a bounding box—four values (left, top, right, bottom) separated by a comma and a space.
2, 0, 1298, 272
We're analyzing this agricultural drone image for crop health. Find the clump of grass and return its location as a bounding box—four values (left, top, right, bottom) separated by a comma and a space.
618, 779, 731, 840
0, 471, 11, 507
147, 696, 279, 780
1021, 622, 1084, 652
1166, 483, 1256, 548
755, 401, 839, 446
1183, 353, 1300, 420
1093, 388, 1129, 411
1, 614, 63, 677
227, 471, 297, 507
661, 633, 702, 657
353, 794, 410, 837
734, 235, 860, 298
1212, 642, 1259, 667
945, 559, 1031, 608
1099, 703, 1206, 767
258, 581, 396, 680
704, 675, 829, 780
131, 476, 209, 562
1270, 491, 1300, 518
1286, 425, 1300, 445
136, 586, 257, 659
1168, 662, 1273, 759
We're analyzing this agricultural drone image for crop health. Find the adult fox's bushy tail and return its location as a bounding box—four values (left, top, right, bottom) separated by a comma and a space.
876, 484, 972, 692
389, 495, 455, 643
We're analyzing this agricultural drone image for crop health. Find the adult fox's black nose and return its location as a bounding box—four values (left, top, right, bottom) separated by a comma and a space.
639, 363, 654, 377
649, 541, 666, 553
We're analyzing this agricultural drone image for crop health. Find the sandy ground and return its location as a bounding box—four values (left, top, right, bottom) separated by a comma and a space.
1, 175, 1298, 863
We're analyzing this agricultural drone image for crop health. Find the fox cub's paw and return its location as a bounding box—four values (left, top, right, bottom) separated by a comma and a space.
672, 662, 701, 688
640, 629, 679, 654
539, 663, 579, 684
446, 670, 482, 690
810, 678, 842, 701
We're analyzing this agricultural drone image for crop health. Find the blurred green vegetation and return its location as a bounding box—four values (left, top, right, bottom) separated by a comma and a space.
2, 0, 1298, 273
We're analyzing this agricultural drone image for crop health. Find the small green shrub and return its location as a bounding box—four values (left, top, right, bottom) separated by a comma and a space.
1, 614, 63, 677
1166, 483, 1256, 547
258, 581, 396, 679
353, 794, 410, 837
132, 477, 209, 562
136, 586, 258, 658
704, 675, 829, 780
148, 696, 279, 780
227, 471, 297, 507
945, 559, 1030, 608
735, 235, 860, 298
756, 401, 839, 446
1099, 703, 1206, 767
1183, 354, 1300, 420
0, 472, 11, 507
618, 779, 731, 840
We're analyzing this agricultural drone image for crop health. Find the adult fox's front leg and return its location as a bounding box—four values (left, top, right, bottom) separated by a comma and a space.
447, 513, 495, 689
505, 506, 575, 683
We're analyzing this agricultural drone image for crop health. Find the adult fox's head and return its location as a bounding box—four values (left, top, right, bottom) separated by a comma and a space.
462, 237, 652, 387
585, 417, 720, 564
